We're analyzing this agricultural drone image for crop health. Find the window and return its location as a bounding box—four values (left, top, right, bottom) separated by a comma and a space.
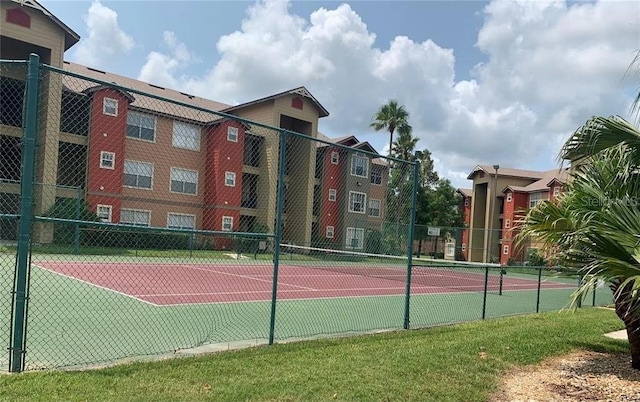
167, 213, 195, 230
350, 154, 369, 177
553, 186, 561, 197
222, 216, 233, 231
331, 151, 339, 164
100, 151, 115, 169
96, 204, 112, 223
370, 168, 382, 185
123, 160, 153, 189
506, 193, 513, 202
503, 245, 509, 255
103, 98, 118, 116
172, 121, 200, 151
505, 219, 510, 229
126, 111, 156, 141
225, 172, 236, 187
464, 198, 469, 207
120, 209, 150, 226
529, 192, 544, 208
349, 191, 366, 214
346, 227, 364, 249
326, 226, 334, 238
461, 244, 467, 252
328, 188, 337, 202
368, 199, 381, 217
227, 126, 239, 142
170, 167, 198, 195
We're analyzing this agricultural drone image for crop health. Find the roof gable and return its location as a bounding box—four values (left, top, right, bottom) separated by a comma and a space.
8, 0, 80, 50
221, 86, 329, 118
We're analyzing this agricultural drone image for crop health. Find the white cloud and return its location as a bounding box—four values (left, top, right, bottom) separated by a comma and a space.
73, 1, 134, 67
138, 31, 196, 88
137, 0, 639, 189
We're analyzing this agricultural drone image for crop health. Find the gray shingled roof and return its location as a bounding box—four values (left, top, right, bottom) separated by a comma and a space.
457, 188, 473, 198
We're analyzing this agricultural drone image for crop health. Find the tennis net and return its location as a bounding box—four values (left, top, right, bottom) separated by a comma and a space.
279, 244, 504, 291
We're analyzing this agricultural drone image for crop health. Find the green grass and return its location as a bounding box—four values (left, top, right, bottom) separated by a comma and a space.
0, 308, 628, 402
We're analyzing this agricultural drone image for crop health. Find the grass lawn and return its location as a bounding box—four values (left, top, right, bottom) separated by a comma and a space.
0, 308, 627, 402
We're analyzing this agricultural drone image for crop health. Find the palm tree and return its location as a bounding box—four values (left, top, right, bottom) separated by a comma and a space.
519, 144, 640, 369
370, 100, 412, 157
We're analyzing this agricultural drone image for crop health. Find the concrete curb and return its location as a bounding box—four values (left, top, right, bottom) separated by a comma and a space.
604, 330, 628, 341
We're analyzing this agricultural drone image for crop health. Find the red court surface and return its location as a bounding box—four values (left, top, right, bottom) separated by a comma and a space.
33, 261, 575, 306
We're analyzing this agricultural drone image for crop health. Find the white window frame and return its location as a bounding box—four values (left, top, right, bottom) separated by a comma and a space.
330, 151, 339, 165
461, 244, 467, 252
100, 151, 115, 170
464, 198, 469, 207
350, 154, 369, 178
170, 167, 198, 195
96, 204, 112, 223
326, 226, 334, 238
503, 245, 509, 255
553, 186, 560, 197
348, 191, 366, 214
103, 98, 118, 117
120, 208, 151, 227
368, 198, 381, 217
225, 171, 236, 187
126, 111, 157, 142
505, 219, 510, 229
506, 193, 513, 202
172, 121, 201, 151
328, 188, 337, 202
222, 216, 233, 231
529, 192, 544, 208
123, 160, 154, 190
345, 227, 364, 249
167, 213, 196, 230
227, 126, 239, 142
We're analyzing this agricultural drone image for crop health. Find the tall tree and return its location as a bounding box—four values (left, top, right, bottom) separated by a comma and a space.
370, 100, 412, 157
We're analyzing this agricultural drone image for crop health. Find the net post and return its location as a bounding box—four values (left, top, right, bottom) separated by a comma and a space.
481, 265, 489, 319
10, 53, 40, 373
536, 266, 542, 313
498, 267, 504, 296
592, 279, 596, 306
577, 274, 583, 308
268, 130, 287, 345
403, 158, 420, 330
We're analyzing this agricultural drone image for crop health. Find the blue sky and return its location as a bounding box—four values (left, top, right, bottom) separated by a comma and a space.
41, 0, 640, 188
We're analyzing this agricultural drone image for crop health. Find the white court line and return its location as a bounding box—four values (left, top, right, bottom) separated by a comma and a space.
182, 265, 318, 291
33, 263, 160, 307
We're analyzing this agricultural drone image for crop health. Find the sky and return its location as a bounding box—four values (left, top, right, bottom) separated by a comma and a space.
41, 0, 640, 189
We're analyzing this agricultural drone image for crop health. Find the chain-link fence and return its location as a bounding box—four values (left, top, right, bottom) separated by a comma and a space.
0, 55, 612, 372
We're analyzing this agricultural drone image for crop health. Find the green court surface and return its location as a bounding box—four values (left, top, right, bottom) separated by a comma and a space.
0, 252, 613, 371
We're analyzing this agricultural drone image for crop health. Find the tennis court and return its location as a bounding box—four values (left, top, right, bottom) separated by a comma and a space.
33, 256, 575, 306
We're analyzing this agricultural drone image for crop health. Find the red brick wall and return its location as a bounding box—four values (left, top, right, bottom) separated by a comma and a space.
86, 89, 130, 222
203, 121, 245, 249
320, 146, 341, 243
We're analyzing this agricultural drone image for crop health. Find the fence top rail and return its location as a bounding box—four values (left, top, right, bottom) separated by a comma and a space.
26, 59, 414, 166
0, 59, 28, 65
33, 216, 276, 238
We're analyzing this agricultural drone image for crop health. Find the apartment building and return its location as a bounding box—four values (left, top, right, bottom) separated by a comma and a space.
0, 0, 388, 250
458, 165, 568, 264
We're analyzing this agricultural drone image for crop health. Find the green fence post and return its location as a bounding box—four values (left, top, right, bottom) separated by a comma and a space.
536, 266, 542, 313
481, 265, 489, 319
268, 130, 287, 345
10, 53, 40, 373
73, 186, 81, 254
403, 159, 420, 330
592, 280, 597, 307
577, 274, 583, 308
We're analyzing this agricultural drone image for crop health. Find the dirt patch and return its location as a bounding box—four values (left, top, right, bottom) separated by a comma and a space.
490, 350, 640, 401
